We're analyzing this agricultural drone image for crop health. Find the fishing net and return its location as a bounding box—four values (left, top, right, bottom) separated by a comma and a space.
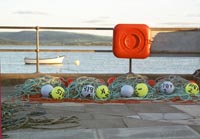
2, 101, 80, 132
153, 75, 200, 101
193, 69, 200, 86
2, 75, 80, 133
68, 76, 107, 100
108, 74, 199, 101
6, 74, 200, 102
108, 74, 155, 99
15, 75, 64, 96
2, 74, 200, 133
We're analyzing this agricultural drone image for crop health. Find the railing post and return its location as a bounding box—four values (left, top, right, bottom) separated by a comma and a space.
129, 58, 132, 73
36, 26, 40, 73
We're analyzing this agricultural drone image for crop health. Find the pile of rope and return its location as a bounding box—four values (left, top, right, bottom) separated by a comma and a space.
108, 74, 199, 101
2, 75, 81, 133
55, 74, 199, 101
108, 74, 154, 99
153, 75, 200, 100
2, 103, 79, 131
68, 76, 106, 99
2, 101, 80, 132
10, 74, 200, 101
193, 69, 200, 86
2, 74, 200, 132
14, 75, 64, 97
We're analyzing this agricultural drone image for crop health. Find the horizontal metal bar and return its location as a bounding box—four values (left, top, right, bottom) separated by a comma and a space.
38, 49, 113, 52
151, 54, 200, 57
150, 27, 200, 32
0, 26, 200, 32
0, 49, 36, 52
0, 49, 112, 52
42, 27, 199, 31
39, 27, 113, 30
0, 26, 113, 30
0, 49, 199, 57
152, 51, 200, 55
0, 26, 36, 29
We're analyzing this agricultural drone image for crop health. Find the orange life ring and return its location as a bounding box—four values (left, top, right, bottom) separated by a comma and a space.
113, 24, 151, 59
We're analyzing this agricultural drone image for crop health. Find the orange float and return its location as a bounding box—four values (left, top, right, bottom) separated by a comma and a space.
99, 78, 106, 84
113, 24, 151, 58
65, 78, 74, 87
148, 79, 156, 87
107, 76, 116, 85
189, 80, 198, 84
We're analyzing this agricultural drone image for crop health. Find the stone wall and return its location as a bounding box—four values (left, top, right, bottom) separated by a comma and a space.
151, 31, 200, 53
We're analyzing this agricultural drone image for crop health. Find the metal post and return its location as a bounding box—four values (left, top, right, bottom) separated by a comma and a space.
129, 58, 132, 73
36, 26, 40, 73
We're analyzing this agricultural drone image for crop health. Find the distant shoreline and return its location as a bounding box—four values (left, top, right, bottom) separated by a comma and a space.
0, 31, 112, 47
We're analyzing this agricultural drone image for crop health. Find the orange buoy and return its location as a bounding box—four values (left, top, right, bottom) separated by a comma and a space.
99, 78, 106, 84
113, 24, 151, 59
148, 79, 156, 87
65, 78, 74, 87
107, 76, 116, 85
60, 77, 65, 83
189, 80, 198, 84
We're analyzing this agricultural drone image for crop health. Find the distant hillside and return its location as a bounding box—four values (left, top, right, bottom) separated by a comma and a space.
0, 31, 112, 46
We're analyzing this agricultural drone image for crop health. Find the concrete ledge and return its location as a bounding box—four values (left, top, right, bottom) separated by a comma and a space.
1, 73, 193, 86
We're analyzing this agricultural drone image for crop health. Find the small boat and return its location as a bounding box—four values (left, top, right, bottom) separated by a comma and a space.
24, 55, 65, 64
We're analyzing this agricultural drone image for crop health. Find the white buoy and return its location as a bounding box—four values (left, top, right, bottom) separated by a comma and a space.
160, 81, 175, 95
81, 85, 95, 98
74, 60, 80, 66
41, 84, 53, 98
121, 85, 134, 97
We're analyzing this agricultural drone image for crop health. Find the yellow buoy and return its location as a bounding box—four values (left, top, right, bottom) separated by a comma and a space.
51, 86, 66, 100
185, 82, 199, 96
135, 83, 148, 97
96, 85, 110, 99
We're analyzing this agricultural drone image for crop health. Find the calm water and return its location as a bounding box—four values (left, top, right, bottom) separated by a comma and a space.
0, 45, 199, 74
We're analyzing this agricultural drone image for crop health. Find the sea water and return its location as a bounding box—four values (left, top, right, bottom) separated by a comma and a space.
0, 45, 199, 74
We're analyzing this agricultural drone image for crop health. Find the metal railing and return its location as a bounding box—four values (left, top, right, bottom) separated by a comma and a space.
0, 26, 114, 73
0, 26, 200, 73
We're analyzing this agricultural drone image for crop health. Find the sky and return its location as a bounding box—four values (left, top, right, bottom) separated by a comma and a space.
0, 0, 200, 35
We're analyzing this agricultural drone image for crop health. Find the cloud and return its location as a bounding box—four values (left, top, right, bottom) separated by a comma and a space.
83, 16, 111, 24
158, 22, 200, 27
14, 11, 49, 15
85, 19, 105, 24
185, 13, 200, 18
